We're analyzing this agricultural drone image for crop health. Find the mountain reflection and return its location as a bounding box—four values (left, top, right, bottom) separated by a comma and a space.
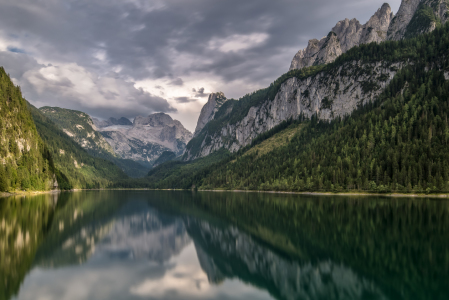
96, 201, 191, 262
0, 193, 58, 300
188, 218, 387, 300
2, 191, 449, 300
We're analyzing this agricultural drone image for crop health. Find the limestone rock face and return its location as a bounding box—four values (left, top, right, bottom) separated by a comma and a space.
194, 92, 228, 137
186, 0, 449, 161
387, 0, 423, 40
388, 0, 448, 40
335, 3, 393, 52
185, 61, 403, 160
93, 117, 132, 128
97, 112, 192, 166
290, 3, 393, 71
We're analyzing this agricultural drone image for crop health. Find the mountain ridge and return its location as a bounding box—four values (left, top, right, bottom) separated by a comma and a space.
184, 0, 449, 161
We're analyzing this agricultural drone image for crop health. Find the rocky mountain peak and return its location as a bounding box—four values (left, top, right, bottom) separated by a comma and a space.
387, 0, 422, 40
97, 112, 192, 166
133, 112, 175, 127
93, 116, 132, 128
290, 3, 394, 71
194, 92, 228, 136
388, 0, 448, 40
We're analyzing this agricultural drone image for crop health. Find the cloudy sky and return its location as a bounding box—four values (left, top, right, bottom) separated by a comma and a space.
0, 0, 401, 131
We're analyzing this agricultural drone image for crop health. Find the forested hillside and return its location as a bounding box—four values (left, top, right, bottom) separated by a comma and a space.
140, 22, 449, 193
40, 107, 150, 177
0, 68, 56, 192
185, 15, 449, 160
29, 104, 128, 189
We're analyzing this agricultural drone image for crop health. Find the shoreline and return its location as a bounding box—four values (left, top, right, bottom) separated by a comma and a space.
2, 188, 448, 199
199, 189, 449, 198
0, 190, 60, 198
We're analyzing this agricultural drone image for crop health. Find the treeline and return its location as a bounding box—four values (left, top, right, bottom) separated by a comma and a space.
29, 104, 128, 190
0, 68, 55, 192
186, 22, 449, 158
201, 66, 449, 193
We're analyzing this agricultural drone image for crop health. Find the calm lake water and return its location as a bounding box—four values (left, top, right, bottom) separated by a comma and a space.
1, 191, 449, 300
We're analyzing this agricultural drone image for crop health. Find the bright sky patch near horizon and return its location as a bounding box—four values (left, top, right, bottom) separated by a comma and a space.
0, 0, 401, 131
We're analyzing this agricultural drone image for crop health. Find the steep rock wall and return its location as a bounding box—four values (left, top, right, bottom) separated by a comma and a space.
185, 61, 401, 160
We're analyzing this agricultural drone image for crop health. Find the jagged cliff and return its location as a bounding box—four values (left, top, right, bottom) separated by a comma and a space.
290, 0, 448, 71
184, 0, 449, 160
185, 61, 401, 160
97, 113, 192, 166
388, 0, 449, 40
290, 3, 393, 70
193, 92, 228, 137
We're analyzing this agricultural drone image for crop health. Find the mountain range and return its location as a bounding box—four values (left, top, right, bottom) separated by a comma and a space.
183, 0, 449, 160
123, 0, 449, 194
94, 113, 192, 167
1, 0, 449, 193
40, 107, 192, 175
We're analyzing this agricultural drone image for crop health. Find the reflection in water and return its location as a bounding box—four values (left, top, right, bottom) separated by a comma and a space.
97, 201, 190, 262
0, 193, 58, 300
1, 191, 449, 300
188, 219, 387, 300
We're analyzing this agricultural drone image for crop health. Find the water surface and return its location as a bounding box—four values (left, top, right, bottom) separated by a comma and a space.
1, 191, 449, 300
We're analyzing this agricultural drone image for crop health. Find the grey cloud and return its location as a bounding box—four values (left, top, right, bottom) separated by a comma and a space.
174, 97, 197, 103
169, 77, 184, 86
0, 51, 175, 120
7, 46, 26, 54
0, 0, 402, 110
194, 87, 208, 98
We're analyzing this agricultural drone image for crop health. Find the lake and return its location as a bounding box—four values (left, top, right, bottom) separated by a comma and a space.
1, 190, 449, 300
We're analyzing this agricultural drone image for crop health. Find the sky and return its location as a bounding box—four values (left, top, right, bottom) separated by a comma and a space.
0, 0, 401, 132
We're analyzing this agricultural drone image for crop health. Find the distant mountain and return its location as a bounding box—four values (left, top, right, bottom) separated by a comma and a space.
92, 117, 133, 128
40, 107, 116, 156
40, 107, 150, 177
95, 113, 192, 167
0, 67, 57, 192
29, 104, 129, 189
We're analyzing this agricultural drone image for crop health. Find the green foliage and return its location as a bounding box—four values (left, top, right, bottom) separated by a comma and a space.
152, 151, 177, 167
200, 66, 449, 193
39, 106, 149, 178
186, 22, 449, 159
175, 192, 449, 299
112, 149, 231, 189
148, 23, 449, 193
0, 194, 56, 300
0, 67, 55, 191
320, 97, 333, 110
28, 104, 128, 189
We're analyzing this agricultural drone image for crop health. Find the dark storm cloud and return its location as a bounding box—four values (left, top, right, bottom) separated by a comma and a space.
0, 0, 402, 117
